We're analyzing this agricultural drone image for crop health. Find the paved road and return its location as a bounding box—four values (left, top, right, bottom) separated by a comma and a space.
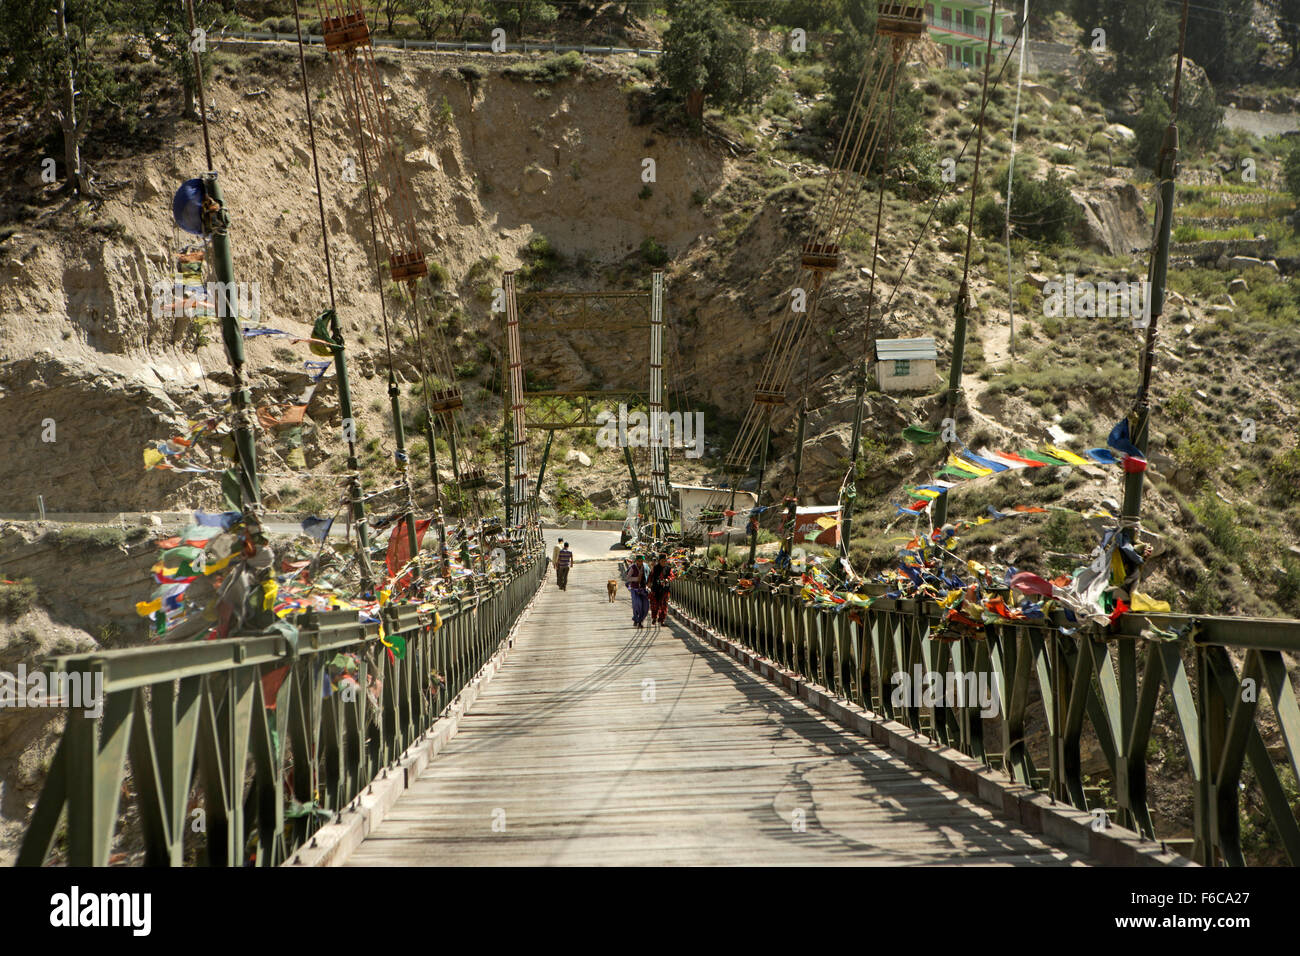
344, 561, 1088, 866
542, 529, 624, 562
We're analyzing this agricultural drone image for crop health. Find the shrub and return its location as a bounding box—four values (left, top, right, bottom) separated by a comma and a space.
980, 157, 1082, 245
0, 579, 37, 619
503, 51, 584, 84
520, 233, 563, 284
1268, 447, 1300, 503
45, 526, 126, 551
640, 237, 670, 267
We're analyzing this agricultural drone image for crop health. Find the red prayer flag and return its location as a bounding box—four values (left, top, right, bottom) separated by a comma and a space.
386, 517, 433, 590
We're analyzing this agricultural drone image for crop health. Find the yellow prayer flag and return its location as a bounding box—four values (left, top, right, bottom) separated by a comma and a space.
1110, 548, 1127, 586
203, 552, 235, 575
1130, 590, 1171, 613
948, 454, 991, 477
143, 448, 164, 470
135, 598, 162, 617
1044, 445, 1090, 467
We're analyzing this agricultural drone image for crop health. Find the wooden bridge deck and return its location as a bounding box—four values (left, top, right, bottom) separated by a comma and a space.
345, 562, 1090, 866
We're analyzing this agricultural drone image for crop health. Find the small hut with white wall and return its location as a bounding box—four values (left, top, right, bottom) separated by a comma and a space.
874, 337, 939, 393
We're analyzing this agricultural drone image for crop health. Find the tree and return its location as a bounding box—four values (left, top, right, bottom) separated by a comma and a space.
489, 0, 558, 35
134, 0, 235, 119
0, 0, 134, 197
1131, 68, 1221, 169
1071, 0, 1178, 110
374, 0, 402, 34
658, 0, 775, 122
1284, 141, 1300, 200
1182, 0, 1255, 87
1280, 0, 1300, 72
826, 1, 877, 124
408, 0, 450, 40
825, 3, 936, 195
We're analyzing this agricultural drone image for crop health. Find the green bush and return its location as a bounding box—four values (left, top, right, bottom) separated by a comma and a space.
978, 157, 1081, 245
45, 526, 126, 551
1268, 447, 1300, 503
520, 233, 563, 284
0, 579, 37, 618
640, 237, 670, 267
503, 51, 584, 83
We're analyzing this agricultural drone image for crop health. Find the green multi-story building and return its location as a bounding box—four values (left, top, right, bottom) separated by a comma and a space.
924, 0, 1010, 68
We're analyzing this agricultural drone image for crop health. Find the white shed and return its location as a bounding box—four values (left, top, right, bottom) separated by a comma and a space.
874, 337, 939, 393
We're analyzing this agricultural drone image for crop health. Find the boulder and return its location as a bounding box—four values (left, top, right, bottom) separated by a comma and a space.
1229, 255, 1263, 270
565, 448, 592, 467
523, 164, 552, 195
1073, 178, 1149, 256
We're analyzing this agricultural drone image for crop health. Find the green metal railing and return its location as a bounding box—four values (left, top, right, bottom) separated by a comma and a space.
673, 568, 1300, 866
17, 553, 547, 867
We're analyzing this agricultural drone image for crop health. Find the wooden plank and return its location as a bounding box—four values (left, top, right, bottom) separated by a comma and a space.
346, 563, 1091, 867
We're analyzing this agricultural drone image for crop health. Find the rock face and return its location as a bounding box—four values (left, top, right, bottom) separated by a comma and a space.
1073, 178, 1150, 256
0, 519, 164, 865
0, 354, 217, 512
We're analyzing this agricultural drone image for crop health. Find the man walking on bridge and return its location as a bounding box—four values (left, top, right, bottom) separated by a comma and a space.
555, 541, 573, 591
625, 553, 650, 628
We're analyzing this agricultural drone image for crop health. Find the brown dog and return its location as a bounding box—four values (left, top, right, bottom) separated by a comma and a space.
606, 580, 618, 602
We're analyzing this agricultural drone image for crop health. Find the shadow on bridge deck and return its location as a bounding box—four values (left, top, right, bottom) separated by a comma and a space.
343, 562, 1091, 866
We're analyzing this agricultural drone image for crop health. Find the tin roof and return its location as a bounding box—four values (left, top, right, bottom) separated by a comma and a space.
875, 337, 938, 360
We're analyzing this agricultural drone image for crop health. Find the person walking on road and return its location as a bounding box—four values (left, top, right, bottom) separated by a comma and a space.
648, 553, 672, 626
556, 541, 573, 591
625, 553, 650, 628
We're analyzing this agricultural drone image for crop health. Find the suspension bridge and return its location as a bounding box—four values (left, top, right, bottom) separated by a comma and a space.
9, 0, 1300, 871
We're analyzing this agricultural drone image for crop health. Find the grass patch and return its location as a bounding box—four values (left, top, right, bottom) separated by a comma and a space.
44, 526, 126, 551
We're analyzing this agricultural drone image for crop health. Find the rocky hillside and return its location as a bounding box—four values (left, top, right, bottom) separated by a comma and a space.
3, 28, 1299, 609
3, 8, 1300, 863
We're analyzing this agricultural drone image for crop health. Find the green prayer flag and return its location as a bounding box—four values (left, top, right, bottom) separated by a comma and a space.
1019, 449, 1068, 466
902, 424, 940, 445
310, 310, 340, 357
